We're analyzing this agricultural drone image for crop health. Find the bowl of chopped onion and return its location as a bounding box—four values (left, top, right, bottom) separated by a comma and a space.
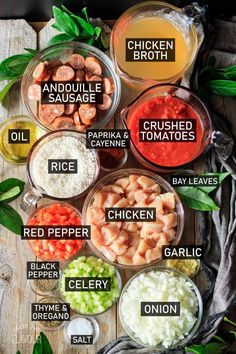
119, 266, 203, 350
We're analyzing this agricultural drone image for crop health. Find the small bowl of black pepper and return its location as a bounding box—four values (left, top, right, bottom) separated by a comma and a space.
29, 278, 59, 296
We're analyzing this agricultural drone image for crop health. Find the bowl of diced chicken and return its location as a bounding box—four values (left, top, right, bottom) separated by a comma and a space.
82, 168, 184, 269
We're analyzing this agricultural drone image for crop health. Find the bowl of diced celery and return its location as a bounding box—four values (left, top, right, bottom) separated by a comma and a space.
60, 255, 122, 315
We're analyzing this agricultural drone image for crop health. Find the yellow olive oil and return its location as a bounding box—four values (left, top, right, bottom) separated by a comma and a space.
0, 117, 41, 164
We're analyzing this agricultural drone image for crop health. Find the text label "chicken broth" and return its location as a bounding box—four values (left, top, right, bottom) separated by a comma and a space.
126, 38, 175, 62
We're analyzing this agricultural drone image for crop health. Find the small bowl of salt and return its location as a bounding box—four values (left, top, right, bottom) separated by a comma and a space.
63, 315, 99, 348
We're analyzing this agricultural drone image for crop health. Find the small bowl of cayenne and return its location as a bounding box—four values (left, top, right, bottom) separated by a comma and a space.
121, 83, 231, 173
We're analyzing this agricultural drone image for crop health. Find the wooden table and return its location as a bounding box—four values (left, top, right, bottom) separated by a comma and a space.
0, 19, 206, 354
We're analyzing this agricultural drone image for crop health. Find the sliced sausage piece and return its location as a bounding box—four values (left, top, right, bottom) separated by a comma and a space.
39, 104, 57, 125
88, 75, 102, 82
85, 72, 93, 81
64, 61, 73, 67
74, 111, 82, 125
51, 67, 59, 81
50, 104, 65, 117
84, 57, 102, 76
75, 69, 85, 81
48, 59, 63, 69
79, 104, 97, 125
97, 94, 112, 111
68, 54, 85, 69
33, 61, 48, 81
75, 123, 87, 132
64, 104, 77, 115
28, 84, 41, 101
39, 104, 64, 125
51, 117, 74, 129
103, 77, 115, 94
54, 65, 75, 81
41, 71, 52, 81
74, 111, 88, 132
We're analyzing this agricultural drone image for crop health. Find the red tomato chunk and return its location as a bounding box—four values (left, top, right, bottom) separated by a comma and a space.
28, 203, 83, 261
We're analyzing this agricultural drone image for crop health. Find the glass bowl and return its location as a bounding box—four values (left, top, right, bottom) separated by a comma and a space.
0, 115, 43, 165
25, 130, 100, 202
110, 1, 198, 89
82, 168, 184, 269
63, 315, 99, 349
59, 255, 122, 316
166, 259, 201, 278
36, 296, 66, 331
99, 148, 128, 172
21, 41, 121, 131
26, 202, 85, 262
119, 266, 203, 350
28, 277, 60, 296
121, 84, 212, 173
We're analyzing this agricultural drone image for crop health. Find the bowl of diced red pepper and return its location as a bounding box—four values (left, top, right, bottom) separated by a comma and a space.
27, 202, 84, 261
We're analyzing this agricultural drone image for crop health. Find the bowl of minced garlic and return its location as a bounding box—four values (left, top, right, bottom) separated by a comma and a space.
166, 259, 200, 278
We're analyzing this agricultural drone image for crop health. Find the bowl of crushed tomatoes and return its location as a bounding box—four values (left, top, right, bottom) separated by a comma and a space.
121, 83, 212, 172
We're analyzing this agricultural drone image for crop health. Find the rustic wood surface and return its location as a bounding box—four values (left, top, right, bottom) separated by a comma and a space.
0, 20, 207, 354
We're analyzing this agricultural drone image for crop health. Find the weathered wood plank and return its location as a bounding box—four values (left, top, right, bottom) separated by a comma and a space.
0, 19, 37, 354
38, 19, 58, 50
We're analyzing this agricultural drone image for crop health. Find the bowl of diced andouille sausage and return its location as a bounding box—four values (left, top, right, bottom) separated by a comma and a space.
82, 168, 185, 269
21, 42, 121, 131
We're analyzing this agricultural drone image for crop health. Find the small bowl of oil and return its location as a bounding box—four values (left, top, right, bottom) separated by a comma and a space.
0, 116, 43, 165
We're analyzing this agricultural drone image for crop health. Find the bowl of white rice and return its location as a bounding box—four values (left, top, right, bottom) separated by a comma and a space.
119, 266, 203, 350
26, 130, 100, 201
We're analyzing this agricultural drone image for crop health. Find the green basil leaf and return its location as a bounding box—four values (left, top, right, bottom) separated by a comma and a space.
33, 342, 42, 354
175, 187, 220, 211
101, 30, 109, 49
218, 65, 236, 79
208, 80, 236, 96
24, 48, 38, 56
84, 38, 95, 46
40, 332, 53, 354
0, 77, 20, 104
53, 6, 80, 37
0, 54, 32, 76
94, 26, 102, 40
51, 22, 62, 31
61, 5, 73, 16
185, 345, 206, 354
224, 316, 236, 327
205, 342, 224, 354
81, 7, 90, 23
229, 330, 236, 339
71, 14, 95, 37
0, 202, 23, 235
0, 74, 19, 82
199, 172, 230, 194
48, 33, 77, 46
16, 351, 21, 354
0, 186, 20, 202
0, 177, 25, 195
